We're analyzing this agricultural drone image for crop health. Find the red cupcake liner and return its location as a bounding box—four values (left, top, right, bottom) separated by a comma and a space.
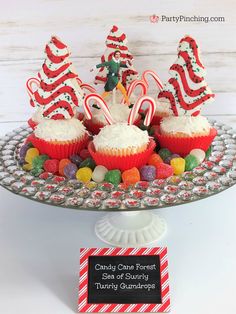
27, 133, 89, 159
150, 115, 164, 126
28, 118, 38, 130
84, 115, 142, 135
154, 128, 217, 157
88, 138, 156, 171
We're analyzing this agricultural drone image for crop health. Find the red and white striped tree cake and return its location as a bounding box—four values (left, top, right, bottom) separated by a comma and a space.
30, 36, 84, 120
158, 35, 215, 116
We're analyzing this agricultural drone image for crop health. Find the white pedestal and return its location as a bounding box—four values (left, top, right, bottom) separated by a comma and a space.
95, 211, 166, 247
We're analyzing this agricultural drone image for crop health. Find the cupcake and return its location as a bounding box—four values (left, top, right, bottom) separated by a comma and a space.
154, 35, 216, 155
28, 118, 89, 159
155, 116, 217, 156
88, 123, 156, 171
26, 36, 89, 159
84, 102, 141, 135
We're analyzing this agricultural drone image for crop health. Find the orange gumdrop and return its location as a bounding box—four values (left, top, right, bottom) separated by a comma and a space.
148, 153, 163, 167
59, 159, 71, 176
122, 167, 140, 186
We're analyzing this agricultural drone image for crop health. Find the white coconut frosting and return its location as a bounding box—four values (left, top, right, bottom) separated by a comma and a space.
93, 103, 138, 124
160, 115, 211, 135
156, 100, 173, 115
32, 107, 46, 123
93, 123, 149, 150
34, 118, 86, 141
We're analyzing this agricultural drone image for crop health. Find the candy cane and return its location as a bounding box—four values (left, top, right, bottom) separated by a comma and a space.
128, 96, 156, 126
26, 77, 40, 98
83, 93, 115, 125
121, 79, 148, 105
80, 83, 96, 94
127, 79, 148, 98
142, 70, 163, 92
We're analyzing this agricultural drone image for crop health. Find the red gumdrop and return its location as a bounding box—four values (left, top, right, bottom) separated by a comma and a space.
43, 159, 59, 174
156, 163, 174, 179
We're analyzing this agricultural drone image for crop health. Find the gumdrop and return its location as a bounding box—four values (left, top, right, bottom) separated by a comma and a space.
122, 167, 140, 186
104, 170, 121, 186
76, 167, 93, 183
189, 149, 205, 163
148, 153, 163, 167
18, 157, 25, 166
23, 163, 32, 171
156, 163, 174, 179
170, 157, 185, 175
140, 165, 156, 181
59, 159, 71, 176
25, 148, 39, 164
43, 159, 59, 174
64, 163, 78, 179
31, 167, 43, 177
185, 154, 199, 171
158, 148, 172, 161
79, 157, 96, 170
32, 155, 49, 170
92, 165, 108, 183
19, 142, 32, 159
70, 154, 83, 167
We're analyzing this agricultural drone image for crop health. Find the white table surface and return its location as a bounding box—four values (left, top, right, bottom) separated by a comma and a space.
0, 117, 236, 314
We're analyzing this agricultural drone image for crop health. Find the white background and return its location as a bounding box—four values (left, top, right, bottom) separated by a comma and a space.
0, 0, 236, 313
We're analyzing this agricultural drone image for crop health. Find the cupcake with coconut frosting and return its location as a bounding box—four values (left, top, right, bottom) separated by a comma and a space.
156, 115, 217, 156
89, 123, 155, 171
28, 118, 89, 159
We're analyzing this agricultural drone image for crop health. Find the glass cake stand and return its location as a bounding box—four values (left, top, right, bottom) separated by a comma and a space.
0, 121, 236, 247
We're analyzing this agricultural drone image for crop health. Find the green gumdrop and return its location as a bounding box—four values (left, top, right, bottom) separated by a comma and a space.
205, 146, 212, 160
79, 157, 96, 170
32, 155, 49, 169
30, 167, 43, 177
158, 148, 172, 160
185, 154, 199, 171
104, 170, 121, 186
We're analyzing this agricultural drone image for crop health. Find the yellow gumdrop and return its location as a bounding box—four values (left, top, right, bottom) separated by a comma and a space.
76, 167, 92, 183
23, 163, 32, 171
170, 157, 186, 175
25, 148, 39, 164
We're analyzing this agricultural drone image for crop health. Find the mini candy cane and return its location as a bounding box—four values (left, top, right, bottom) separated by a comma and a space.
128, 96, 156, 126
83, 93, 115, 125
121, 79, 148, 105
26, 77, 40, 98
142, 70, 163, 91
127, 79, 148, 98
80, 83, 96, 94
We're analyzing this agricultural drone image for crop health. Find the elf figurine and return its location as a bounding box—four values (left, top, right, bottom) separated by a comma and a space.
90, 50, 132, 105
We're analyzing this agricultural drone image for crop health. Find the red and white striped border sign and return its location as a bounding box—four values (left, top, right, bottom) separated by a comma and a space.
78, 247, 170, 313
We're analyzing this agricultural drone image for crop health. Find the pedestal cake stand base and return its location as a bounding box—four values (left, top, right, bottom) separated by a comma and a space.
95, 211, 166, 247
